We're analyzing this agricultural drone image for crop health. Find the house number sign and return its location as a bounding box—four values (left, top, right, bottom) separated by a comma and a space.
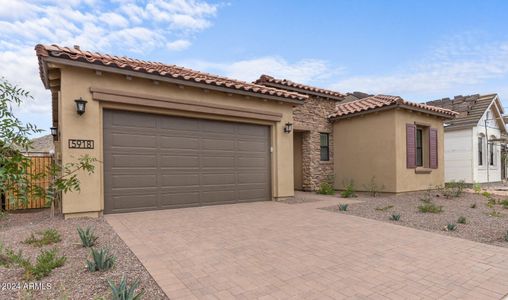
68, 139, 94, 149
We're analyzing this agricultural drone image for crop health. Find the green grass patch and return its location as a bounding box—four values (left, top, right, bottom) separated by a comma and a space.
23, 228, 61, 247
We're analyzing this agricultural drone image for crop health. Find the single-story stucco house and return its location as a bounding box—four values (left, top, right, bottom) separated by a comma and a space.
426, 94, 507, 183
36, 44, 456, 218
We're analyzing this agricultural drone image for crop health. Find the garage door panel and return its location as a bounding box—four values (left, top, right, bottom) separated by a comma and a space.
112, 133, 157, 148
112, 174, 157, 188
159, 192, 200, 207
159, 136, 199, 149
104, 109, 270, 213
161, 174, 200, 186
111, 194, 158, 211
112, 154, 157, 168
110, 111, 157, 129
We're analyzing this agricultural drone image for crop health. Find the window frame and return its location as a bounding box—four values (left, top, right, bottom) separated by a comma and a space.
478, 135, 484, 166
416, 128, 423, 167
320, 133, 330, 161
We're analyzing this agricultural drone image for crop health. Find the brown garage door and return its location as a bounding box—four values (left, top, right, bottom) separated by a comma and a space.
103, 110, 271, 214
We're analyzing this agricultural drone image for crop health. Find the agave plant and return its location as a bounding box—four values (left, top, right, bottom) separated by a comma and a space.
87, 248, 115, 272
338, 204, 349, 211
77, 226, 98, 247
446, 223, 457, 231
108, 275, 144, 300
389, 214, 401, 221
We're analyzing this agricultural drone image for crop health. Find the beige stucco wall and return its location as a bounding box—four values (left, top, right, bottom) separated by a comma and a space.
333, 109, 445, 193
57, 66, 295, 217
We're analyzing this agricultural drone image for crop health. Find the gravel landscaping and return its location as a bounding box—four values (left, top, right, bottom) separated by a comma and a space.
0, 209, 168, 299
322, 190, 508, 248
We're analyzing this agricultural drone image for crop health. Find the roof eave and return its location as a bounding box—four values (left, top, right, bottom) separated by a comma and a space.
40, 56, 306, 105
258, 81, 345, 101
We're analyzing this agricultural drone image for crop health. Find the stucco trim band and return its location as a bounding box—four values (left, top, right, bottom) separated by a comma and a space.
90, 87, 283, 122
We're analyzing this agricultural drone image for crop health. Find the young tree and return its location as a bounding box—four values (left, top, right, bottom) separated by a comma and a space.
0, 78, 96, 217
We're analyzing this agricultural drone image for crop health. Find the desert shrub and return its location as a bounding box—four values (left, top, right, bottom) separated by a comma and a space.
499, 199, 508, 209
389, 214, 401, 221
77, 226, 98, 248
446, 223, 457, 231
419, 187, 433, 203
375, 205, 393, 212
470, 203, 477, 209
338, 204, 349, 211
340, 180, 356, 198
457, 216, 467, 224
317, 182, 335, 195
0, 242, 24, 267
23, 229, 61, 247
487, 210, 502, 218
27, 249, 66, 280
472, 182, 482, 194
418, 203, 443, 213
363, 176, 384, 197
108, 275, 144, 300
442, 180, 466, 198
87, 248, 115, 272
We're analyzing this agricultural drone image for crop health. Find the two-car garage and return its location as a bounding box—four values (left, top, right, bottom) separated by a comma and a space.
103, 110, 271, 214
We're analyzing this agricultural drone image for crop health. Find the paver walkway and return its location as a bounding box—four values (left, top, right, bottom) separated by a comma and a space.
107, 194, 508, 299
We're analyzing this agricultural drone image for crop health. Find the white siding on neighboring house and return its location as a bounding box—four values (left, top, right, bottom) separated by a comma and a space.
444, 128, 473, 182
474, 107, 502, 183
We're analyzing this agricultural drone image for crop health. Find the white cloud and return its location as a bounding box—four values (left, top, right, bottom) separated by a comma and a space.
166, 39, 192, 51
331, 34, 508, 99
0, 0, 219, 123
189, 56, 340, 84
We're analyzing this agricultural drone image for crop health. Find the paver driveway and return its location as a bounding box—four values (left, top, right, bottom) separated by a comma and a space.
106, 196, 508, 299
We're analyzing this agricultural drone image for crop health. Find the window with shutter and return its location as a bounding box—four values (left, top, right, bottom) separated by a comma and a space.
406, 124, 416, 168
429, 128, 438, 169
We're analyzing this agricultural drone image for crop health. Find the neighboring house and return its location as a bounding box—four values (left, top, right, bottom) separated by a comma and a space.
329, 95, 456, 192
426, 94, 507, 183
36, 44, 456, 217
255, 75, 344, 191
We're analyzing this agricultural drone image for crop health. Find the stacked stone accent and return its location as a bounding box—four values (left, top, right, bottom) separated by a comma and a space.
293, 96, 338, 191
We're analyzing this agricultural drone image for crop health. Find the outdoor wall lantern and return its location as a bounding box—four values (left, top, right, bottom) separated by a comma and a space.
75, 97, 87, 115
284, 122, 293, 134
50, 126, 58, 137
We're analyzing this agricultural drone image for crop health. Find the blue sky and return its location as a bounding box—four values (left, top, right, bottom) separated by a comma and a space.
1, 0, 508, 137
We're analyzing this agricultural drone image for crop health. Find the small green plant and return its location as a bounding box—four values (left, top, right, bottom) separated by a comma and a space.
338, 204, 349, 211
499, 199, 508, 209
108, 275, 144, 300
442, 180, 466, 198
470, 203, 477, 209
340, 180, 356, 198
27, 248, 66, 280
457, 216, 467, 224
0, 242, 24, 267
87, 248, 115, 272
419, 187, 433, 203
317, 181, 335, 195
389, 214, 401, 221
446, 223, 457, 231
472, 182, 482, 194
418, 203, 443, 213
375, 205, 394, 212
23, 228, 61, 247
77, 226, 98, 247
487, 209, 502, 218
363, 176, 385, 197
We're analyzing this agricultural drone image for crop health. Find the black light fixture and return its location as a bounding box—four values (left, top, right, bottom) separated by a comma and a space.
284, 122, 293, 134
50, 126, 58, 137
75, 97, 87, 115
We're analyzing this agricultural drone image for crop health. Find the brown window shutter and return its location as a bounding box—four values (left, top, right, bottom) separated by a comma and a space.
406, 124, 416, 168
429, 128, 438, 169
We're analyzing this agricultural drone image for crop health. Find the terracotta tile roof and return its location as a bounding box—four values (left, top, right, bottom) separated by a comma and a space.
425, 94, 502, 129
254, 75, 345, 100
35, 44, 307, 103
329, 95, 457, 120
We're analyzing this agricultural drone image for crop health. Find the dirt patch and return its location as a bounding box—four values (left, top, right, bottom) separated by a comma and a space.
322, 191, 508, 248
0, 209, 168, 299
